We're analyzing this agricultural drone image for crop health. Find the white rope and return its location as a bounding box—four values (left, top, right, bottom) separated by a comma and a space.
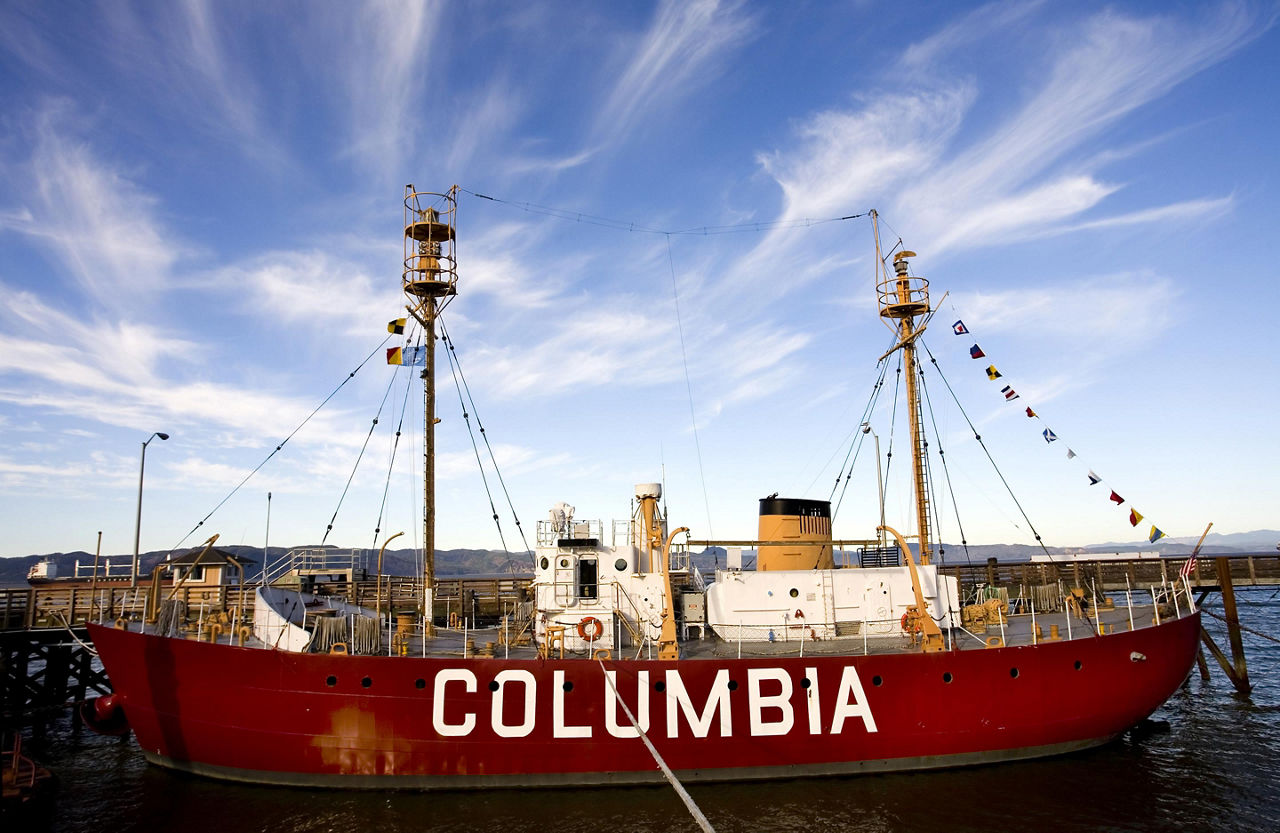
598, 659, 715, 833
53, 611, 99, 655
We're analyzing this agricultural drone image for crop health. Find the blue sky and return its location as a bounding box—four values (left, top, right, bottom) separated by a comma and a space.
1, 1, 1277, 562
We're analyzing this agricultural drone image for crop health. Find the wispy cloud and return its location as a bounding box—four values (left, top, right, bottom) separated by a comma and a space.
952, 272, 1179, 348
215, 251, 404, 335
0, 285, 370, 451
900, 3, 1262, 250
756, 3, 1264, 257
1, 103, 188, 310
591, 0, 756, 149
335, 2, 441, 181
901, 0, 1045, 72
758, 86, 974, 224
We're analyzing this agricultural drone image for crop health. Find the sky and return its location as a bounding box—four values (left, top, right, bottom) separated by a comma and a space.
1, 0, 1278, 563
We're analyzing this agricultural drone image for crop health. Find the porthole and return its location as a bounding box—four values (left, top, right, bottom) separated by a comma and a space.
800, 677, 811, 689
655, 680, 667, 693
361, 676, 372, 688
325, 675, 337, 687
727, 680, 738, 691
539, 556, 550, 570
789, 588, 799, 598
562, 680, 574, 692
615, 558, 628, 571
415, 678, 426, 690
488, 680, 500, 692
1074, 660, 1083, 671
559, 558, 569, 568
872, 675, 883, 687
942, 672, 953, 684
1010, 667, 1020, 679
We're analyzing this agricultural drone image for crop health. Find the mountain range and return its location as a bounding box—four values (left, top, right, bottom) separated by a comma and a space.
4, 529, 1276, 588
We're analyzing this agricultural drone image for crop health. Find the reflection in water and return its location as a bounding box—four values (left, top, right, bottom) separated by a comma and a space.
8, 599, 1279, 833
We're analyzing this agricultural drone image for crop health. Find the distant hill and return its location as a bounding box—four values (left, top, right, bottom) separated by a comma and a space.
0, 546, 533, 588
4, 530, 1276, 587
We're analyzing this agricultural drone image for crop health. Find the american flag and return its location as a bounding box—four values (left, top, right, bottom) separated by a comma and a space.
1179, 556, 1197, 578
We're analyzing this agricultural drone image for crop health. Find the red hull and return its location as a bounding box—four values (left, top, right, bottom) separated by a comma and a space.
87, 615, 1200, 788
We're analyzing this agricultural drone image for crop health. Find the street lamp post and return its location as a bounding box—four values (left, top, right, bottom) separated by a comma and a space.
131, 431, 170, 587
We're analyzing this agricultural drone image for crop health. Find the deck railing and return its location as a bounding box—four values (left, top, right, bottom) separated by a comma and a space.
4, 553, 1275, 634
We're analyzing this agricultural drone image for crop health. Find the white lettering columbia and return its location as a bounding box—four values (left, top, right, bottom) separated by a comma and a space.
428, 665, 878, 740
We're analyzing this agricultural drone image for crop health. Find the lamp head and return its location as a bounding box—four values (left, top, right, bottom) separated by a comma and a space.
157, 433, 170, 441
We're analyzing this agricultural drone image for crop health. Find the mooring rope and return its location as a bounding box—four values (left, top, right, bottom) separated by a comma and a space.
1201, 607, 1280, 645
598, 659, 716, 833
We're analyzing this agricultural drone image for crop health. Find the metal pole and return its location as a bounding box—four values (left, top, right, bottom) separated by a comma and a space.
89, 531, 102, 621
131, 439, 148, 587
262, 491, 271, 587
131, 432, 168, 587
863, 424, 886, 546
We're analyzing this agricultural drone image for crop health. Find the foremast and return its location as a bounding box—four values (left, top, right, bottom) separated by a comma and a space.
402, 185, 460, 636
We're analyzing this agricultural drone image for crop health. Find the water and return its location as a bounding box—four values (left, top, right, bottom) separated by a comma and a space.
7, 596, 1280, 833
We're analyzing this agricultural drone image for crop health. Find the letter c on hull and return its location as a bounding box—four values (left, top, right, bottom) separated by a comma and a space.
433, 669, 477, 737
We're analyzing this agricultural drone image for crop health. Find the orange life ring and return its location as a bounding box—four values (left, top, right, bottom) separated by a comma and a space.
577, 616, 604, 641
900, 612, 921, 633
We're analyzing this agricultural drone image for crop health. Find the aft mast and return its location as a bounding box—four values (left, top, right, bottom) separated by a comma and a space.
402, 185, 459, 636
872, 210, 932, 565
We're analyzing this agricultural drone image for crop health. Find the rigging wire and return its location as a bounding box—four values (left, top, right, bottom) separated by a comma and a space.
461, 186, 864, 237
834, 346, 902, 522
167, 335, 393, 554
370, 341, 420, 552
439, 324, 511, 557
917, 352, 973, 565
665, 234, 715, 543
439, 322, 534, 565
321, 334, 407, 544
919, 338, 1054, 560
823, 343, 893, 505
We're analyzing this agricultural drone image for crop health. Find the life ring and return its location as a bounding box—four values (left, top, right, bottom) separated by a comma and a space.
900, 612, 922, 634
577, 616, 604, 641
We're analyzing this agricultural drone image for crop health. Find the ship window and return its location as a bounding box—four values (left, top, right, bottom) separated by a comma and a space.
789, 588, 799, 598
326, 675, 337, 687
559, 558, 569, 568
615, 558, 628, 572
655, 681, 666, 693
488, 680, 500, 692
872, 676, 883, 687
415, 678, 426, 689
942, 672, 953, 684
1010, 667, 1020, 679
577, 558, 598, 599
540, 556, 550, 570
361, 676, 372, 688
727, 680, 738, 691
562, 680, 574, 692
1074, 660, 1083, 671
800, 677, 811, 689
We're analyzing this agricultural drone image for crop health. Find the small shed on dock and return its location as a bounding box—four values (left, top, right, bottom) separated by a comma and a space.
165, 547, 254, 588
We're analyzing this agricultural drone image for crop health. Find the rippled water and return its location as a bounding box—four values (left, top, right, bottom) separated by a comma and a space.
7, 596, 1279, 833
